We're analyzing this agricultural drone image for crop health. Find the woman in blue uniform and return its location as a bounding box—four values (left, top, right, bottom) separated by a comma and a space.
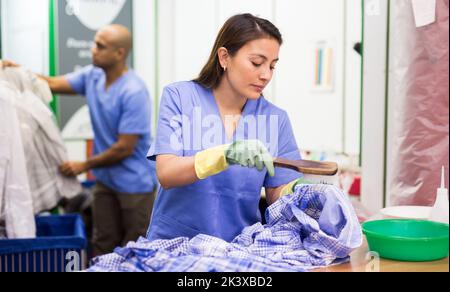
147, 14, 302, 242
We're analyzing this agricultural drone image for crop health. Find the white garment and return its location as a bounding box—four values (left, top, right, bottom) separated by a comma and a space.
15, 90, 82, 212
0, 67, 53, 104
0, 81, 36, 239
0, 68, 82, 214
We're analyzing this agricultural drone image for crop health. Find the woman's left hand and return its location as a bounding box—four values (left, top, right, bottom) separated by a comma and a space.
225, 140, 275, 176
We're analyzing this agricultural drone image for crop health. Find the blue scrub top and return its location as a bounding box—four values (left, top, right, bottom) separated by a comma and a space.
65, 65, 157, 194
147, 81, 301, 242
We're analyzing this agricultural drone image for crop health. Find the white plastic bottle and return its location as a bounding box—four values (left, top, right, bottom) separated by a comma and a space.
429, 166, 449, 224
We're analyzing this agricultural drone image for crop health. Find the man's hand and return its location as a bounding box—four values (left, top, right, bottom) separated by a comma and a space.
60, 161, 89, 177
1, 59, 75, 94
0, 60, 20, 69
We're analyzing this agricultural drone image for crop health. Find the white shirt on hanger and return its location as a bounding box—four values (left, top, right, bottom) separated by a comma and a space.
0, 81, 36, 239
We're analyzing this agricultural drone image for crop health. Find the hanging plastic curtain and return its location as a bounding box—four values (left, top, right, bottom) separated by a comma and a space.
388, 0, 449, 206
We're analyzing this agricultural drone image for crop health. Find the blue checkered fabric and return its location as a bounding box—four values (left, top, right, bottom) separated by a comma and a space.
88, 184, 362, 272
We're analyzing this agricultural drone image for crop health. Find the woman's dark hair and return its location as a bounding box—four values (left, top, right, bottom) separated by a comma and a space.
194, 13, 283, 89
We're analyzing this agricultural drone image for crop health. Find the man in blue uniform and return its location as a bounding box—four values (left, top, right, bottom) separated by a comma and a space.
2, 25, 157, 256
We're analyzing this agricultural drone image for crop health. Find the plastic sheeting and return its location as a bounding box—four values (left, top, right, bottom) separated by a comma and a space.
388, 0, 449, 206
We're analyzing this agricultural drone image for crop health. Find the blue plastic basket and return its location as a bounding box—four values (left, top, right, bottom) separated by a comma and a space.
0, 215, 87, 272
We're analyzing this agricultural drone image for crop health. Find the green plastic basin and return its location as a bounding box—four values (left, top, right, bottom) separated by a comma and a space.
362, 219, 449, 262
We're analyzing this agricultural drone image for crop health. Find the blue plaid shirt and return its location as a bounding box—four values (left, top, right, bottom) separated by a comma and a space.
88, 184, 362, 272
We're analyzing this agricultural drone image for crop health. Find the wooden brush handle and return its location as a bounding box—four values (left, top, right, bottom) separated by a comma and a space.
274, 158, 339, 176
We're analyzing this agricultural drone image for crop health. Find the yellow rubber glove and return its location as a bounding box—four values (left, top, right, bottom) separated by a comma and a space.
194, 140, 275, 180
279, 177, 314, 197
194, 144, 230, 180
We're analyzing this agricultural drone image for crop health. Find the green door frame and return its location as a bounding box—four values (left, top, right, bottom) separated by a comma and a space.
49, 0, 60, 122
359, 0, 365, 167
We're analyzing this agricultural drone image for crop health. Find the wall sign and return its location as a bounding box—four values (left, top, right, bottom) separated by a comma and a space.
52, 0, 133, 127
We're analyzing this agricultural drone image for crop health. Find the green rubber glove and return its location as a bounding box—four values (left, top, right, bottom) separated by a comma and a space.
194, 140, 275, 180
225, 140, 275, 177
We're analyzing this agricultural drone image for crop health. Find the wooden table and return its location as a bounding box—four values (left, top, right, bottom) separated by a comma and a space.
314, 238, 449, 272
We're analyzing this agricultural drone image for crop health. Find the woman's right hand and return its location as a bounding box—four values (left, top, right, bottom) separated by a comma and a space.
194, 139, 274, 180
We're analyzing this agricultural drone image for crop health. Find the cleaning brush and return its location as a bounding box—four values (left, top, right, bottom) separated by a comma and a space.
273, 158, 339, 186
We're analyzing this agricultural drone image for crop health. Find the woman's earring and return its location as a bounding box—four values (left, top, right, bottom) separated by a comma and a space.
223, 66, 227, 72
